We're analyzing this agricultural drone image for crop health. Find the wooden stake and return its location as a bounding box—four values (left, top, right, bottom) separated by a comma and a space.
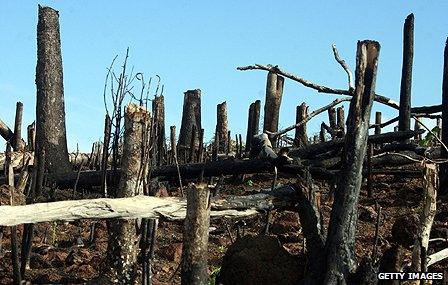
13, 102, 24, 151
375, 111, 382, 135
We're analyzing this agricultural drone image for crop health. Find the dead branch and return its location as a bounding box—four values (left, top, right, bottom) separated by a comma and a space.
237, 63, 400, 109
332, 44, 354, 91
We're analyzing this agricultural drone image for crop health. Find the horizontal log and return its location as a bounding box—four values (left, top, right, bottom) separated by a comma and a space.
411, 104, 442, 114
0, 185, 297, 226
290, 130, 423, 159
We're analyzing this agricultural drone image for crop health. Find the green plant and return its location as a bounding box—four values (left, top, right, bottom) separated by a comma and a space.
209, 266, 221, 285
419, 126, 440, 147
217, 245, 227, 254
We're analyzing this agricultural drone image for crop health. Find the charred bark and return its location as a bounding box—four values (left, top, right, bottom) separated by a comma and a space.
215, 101, 228, 153
294, 103, 308, 147
398, 14, 414, 132
181, 185, 211, 285
263, 72, 284, 145
324, 40, 380, 284
178, 89, 201, 151
440, 38, 448, 195
152, 95, 167, 166
35, 5, 71, 179
107, 104, 148, 284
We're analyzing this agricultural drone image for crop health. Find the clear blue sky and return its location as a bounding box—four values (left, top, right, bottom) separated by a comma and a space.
1, 1, 447, 151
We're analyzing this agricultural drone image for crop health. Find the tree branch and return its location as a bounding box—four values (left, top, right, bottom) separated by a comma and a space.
332, 44, 354, 91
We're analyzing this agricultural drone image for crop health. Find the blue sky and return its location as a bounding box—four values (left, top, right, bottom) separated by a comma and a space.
1, 1, 447, 151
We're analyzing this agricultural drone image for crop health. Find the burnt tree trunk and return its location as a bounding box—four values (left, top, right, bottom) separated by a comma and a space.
181, 184, 211, 285
13, 102, 24, 151
263, 72, 284, 145
35, 5, 71, 179
328, 107, 337, 139
324, 40, 380, 284
440, 38, 448, 195
245, 102, 255, 152
252, 100, 261, 136
108, 104, 148, 284
375, 111, 382, 135
178, 89, 201, 160
101, 114, 112, 197
398, 13, 414, 132
336, 106, 345, 138
152, 95, 167, 166
215, 101, 228, 153
294, 103, 308, 147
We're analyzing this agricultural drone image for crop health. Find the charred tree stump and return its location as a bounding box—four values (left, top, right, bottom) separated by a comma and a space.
294, 103, 308, 147
178, 89, 201, 161
35, 5, 71, 179
27, 122, 35, 151
107, 104, 148, 283
13, 102, 24, 151
245, 102, 255, 152
336, 106, 345, 138
101, 114, 112, 197
398, 13, 414, 133
153, 95, 167, 166
375, 111, 382, 135
325, 40, 380, 284
263, 72, 284, 145
320, 123, 326, 142
440, 38, 448, 195
181, 184, 211, 285
414, 118, 422, 140
252, 100, 261, 136
328, 107, 337, 139
215, 101, 228, 153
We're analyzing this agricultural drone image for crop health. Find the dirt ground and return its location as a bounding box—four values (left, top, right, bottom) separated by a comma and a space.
0, 170, 447, 284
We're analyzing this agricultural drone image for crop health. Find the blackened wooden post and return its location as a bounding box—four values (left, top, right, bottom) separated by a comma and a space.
398, 14, 414, 132
328, 107, 337, 139
238, 134, 243, 156
245, 102, 255, 152
35, 5, 71, 179
336, 106, 345, 137
181, 184, 211, 285
263, 72, 284, 145
178, 89, 201, 154
215, 102, 228, 153
100, 114, 112, 197
294, 103, 308, 147
375, 111, 382, 135
13, 102, 24, 151
108, 104, 148, 284
414, 118, 422, 140
325, 40, 380, 284
320, 123, 326, 142
153, 95, 167, 166
252, 100, 261, 136
440, 38, 448, 195
27, 122, 35, 151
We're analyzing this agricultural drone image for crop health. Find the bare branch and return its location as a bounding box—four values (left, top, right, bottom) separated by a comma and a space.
237, 63, 400, 109
332, 44, 354, 91
268, 97, 351, 138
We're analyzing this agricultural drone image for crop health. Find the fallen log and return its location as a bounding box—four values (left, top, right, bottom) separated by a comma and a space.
0, 185, 298, 226
290, 130, 423, 159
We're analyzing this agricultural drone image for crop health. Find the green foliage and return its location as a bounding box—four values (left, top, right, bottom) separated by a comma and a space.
245, 179, 254, 187
218, 245, 227, 253
419, 126, 440, 147
209, 266, 221, 285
